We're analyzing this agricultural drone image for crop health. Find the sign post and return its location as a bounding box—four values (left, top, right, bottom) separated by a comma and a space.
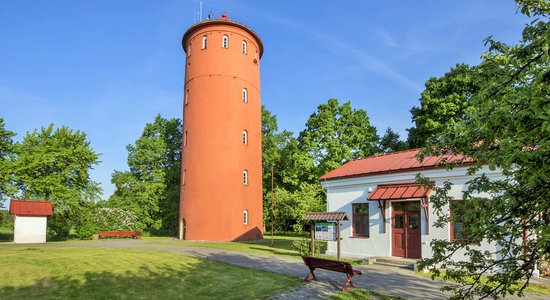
303, 212, 349, 261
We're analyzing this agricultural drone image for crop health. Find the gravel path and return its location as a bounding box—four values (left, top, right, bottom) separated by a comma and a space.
2, 239, 547, 299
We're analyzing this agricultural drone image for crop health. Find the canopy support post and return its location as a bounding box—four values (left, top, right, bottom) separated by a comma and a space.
377, 200, 386, 233
421, 197, 429, 234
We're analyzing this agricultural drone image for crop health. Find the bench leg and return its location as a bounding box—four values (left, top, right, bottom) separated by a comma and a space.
341, 274, 354, 291
304, 267, 316, 282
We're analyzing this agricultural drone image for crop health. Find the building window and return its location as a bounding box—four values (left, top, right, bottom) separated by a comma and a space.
243, 170, 248, 185
222, 35, 229, 48
188, 43, 192, 56
202, 35, 207, 49
243, 209, 248, 225
242, 88, 247, 103
183, 169, 186, 187
242, 130, 248, 145
352, 203, 369, 237
185, 89, 189, 105
450, 201, 469, 242
184, 131, 188, 147
242, 40, 247, 54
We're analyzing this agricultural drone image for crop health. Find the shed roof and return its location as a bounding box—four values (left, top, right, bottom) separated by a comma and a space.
9, 200, 53, 217
320, 148, 472, 181
303, 212, 349, 221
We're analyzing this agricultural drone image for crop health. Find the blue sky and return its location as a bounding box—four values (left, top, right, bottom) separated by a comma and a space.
1, 1, 530, 199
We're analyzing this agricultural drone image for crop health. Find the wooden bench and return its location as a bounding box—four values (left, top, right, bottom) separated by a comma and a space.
98, 231, 142, 239
302, 256, 363, 291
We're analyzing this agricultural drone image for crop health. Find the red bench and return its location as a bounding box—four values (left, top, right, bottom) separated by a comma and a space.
302, 256, 363, 291
98, 231, 142, 239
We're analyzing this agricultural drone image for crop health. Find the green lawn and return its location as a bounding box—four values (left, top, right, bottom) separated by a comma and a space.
331, 288, 406, 300
0, 247, 300, 299
146, 235, 362, 264
415, 270, 550, 296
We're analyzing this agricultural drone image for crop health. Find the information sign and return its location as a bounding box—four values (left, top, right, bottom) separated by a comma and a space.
314, 222, 337, 241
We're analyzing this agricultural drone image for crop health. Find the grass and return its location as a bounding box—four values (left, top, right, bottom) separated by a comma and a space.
146, 235, 363, 264
415, 270, 550, 296
0, 247, 300, 299
331, 288, 406, 300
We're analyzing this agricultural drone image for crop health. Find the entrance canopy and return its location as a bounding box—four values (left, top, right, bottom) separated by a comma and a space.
367, 184, 431, 233
368, 184, 430, 200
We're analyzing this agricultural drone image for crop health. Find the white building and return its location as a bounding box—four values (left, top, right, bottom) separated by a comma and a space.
9, 200, 53, 243
320, 148, 503, 260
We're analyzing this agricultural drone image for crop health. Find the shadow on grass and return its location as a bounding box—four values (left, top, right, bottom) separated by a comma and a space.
0, 253, 299, 299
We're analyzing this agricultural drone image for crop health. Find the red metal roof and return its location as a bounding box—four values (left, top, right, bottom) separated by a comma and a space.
320, 148, 472, 181
9, 200, 53, 216
368, 184, 430, 200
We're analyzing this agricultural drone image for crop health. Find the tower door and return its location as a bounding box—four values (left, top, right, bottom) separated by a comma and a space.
392, 202, 421, 259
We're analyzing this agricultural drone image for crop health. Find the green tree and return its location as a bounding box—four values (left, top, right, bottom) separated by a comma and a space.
408, 64, 480, 147
266, 182, 325, 233
261, 107, 317, 232
14, 124, 101, 237
417, 2, 550, 299
109, 115, 181, 233
0, 118, 16, 206
298, 99, 379, 178
379, 127, 409, 153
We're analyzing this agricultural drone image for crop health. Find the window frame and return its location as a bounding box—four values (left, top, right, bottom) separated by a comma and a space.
202, 35, 207, 49
242, 130, 248, 145
352, 203, 369, 238
242, 169, 248, 185
243, 209, 248, 225
222, 35, 229, 48
450, 200, 468, 242
242, 40, 247, 54
242, 88, 248, 103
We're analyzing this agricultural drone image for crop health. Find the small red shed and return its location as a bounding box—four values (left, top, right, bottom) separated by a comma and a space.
9, 200, 53, 243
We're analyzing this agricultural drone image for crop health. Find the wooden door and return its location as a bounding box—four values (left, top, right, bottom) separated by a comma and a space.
392, 208, 406, 257
392, 202, 422, 259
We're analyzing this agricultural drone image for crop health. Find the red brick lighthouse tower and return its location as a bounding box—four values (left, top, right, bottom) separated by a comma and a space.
179, 14, 264, 241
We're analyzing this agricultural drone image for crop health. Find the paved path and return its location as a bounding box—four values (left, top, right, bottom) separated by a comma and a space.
3, 239, 547, 299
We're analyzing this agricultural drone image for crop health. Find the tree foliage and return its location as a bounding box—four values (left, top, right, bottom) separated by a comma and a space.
14, 124, 101, 237
417, 2, 550, 299
408, 64, 479, 147
0, 118, 16, 205
379, 127, 409, 153
298, 99, 379, 178
108, 115, 181, 233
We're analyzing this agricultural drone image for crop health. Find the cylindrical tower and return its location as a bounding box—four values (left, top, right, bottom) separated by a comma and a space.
179, 14, 263, 241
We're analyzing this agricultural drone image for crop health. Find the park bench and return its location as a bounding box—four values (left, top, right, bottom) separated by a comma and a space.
98, 231, 142, 239
302, 256, 363, 291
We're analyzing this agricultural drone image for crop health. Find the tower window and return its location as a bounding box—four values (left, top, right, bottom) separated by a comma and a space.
242, 40, 247, 54
183, 169, 187, 187
188, 43, 192, 56
202, 35, 207, 49
184, 130, 188, 147
243, 209, 248, 225
243, 170, 248, 185
185, 89, 189, 105
242, 130, 248, 145
222, 35, 229, 48
242, 88, 247, 103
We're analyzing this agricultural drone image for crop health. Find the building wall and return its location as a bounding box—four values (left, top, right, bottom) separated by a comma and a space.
13, 215, 47, 243
322, 166, 503, 260
179, 20, 263, 241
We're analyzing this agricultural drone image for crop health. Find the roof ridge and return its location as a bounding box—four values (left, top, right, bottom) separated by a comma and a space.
354, 148, 421, 161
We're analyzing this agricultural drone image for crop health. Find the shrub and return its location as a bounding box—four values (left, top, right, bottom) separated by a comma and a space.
292, 238, 320, 257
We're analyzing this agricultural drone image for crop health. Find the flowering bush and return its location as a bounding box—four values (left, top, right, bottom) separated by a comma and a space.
94, 207, 141, 231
